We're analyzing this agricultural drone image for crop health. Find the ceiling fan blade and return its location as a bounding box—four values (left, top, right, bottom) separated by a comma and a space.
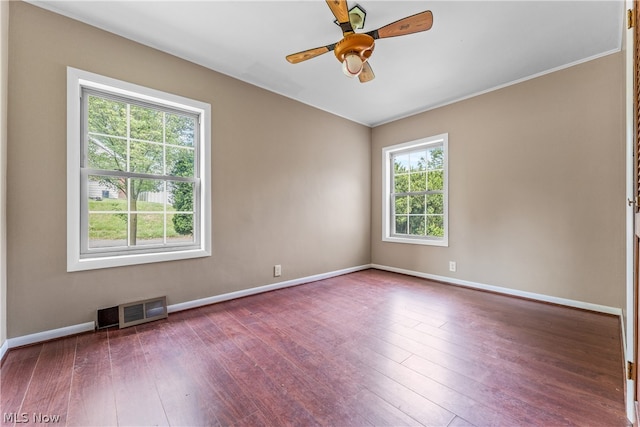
286, 43, 336, 64
358, 62, 375, 83
367, 11, 433, 40
325, 0, 354, 34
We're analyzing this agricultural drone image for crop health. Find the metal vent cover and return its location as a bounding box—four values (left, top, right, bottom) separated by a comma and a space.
118, 296, 168, 328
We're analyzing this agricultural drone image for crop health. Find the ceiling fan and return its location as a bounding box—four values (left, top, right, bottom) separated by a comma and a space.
285, 0, 433, 83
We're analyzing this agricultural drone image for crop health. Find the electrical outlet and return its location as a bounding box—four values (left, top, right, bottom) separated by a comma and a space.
274, 264, 282, 277
449, 261, 457, 272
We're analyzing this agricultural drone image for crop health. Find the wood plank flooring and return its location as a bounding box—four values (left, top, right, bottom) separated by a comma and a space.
0, 269, 629, 426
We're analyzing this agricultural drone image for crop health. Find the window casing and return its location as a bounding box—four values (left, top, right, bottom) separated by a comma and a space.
67, 68, 211, 271
382, 134, 448, 246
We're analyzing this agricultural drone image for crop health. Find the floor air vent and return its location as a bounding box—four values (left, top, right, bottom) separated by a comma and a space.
118, 296, 168, 328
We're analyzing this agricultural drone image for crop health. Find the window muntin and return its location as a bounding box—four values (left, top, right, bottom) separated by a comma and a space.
67, 67, 211, 271
383, 134, 448, 246
391, 145, 444, 238
82, 90, 199, 255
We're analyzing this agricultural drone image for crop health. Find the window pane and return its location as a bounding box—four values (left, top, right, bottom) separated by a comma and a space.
87, 96, 126, 136
88, 175, 125, 201
394, 174, 409, 193
168, 213, 194, 243
168, 181, 193, 211
129, 179, 165, 208
427, 170, 443, 191
394, 196, 408, 215
135, 213, 165, 246
129, 180, 168, 247
166, 113, 195, 147
394, 154, 409, 174
166, 146, 194, 177
168, 181, 194, 235
409, 195, 425, 215
87, 136, 127, 171
427, 215, 444, 237
130, 105, 163, 142
88, 213, 128, 248
130, 141, 163, 175
409, 151, 426, 172
426, 194, 444, 215
427, 147, 444, 170
395, 215, 407, 234
409, 172, 426, 192
409, 215, 426, 235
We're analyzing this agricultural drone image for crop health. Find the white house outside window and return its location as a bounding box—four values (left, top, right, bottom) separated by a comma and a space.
382, 134, 448, 246
67, 68, 211, 271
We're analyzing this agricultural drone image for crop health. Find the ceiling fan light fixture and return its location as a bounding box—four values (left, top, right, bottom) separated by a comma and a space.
342, 52, 363, 77
334, 33, 375, 78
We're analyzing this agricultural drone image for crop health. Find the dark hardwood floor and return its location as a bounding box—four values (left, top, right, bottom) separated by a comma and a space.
0, 269, 629, 426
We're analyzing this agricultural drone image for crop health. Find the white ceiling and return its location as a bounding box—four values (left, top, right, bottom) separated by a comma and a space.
27, 0, 623, 127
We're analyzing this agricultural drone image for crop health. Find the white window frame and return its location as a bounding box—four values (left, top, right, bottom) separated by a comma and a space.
67, 67, 212, 271
382, 133, 449, 247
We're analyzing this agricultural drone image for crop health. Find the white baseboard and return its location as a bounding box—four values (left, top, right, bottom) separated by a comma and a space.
0, 338, 8, 361
371, 264, 623, 316
4, 263, 623, 353
168, 264, 371, 313
6, 321, 96, 350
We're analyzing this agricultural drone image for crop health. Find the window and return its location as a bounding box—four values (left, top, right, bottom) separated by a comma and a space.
67, 67, 211, 271
382, 134, 448, 246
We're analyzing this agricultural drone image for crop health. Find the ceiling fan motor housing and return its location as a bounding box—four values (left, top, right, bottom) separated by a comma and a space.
334, 33, 375, 63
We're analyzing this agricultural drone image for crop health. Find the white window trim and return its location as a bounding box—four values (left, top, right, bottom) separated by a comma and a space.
382, 133, 449, 247
67, 67, 212, 271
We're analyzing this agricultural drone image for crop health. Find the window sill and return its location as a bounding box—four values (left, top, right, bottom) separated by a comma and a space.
382, 236, 449, 247
67, 247, 211, 272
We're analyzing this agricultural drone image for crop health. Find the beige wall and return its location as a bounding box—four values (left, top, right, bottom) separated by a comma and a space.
7, 2, 371, 338
372, 53, 626, 308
